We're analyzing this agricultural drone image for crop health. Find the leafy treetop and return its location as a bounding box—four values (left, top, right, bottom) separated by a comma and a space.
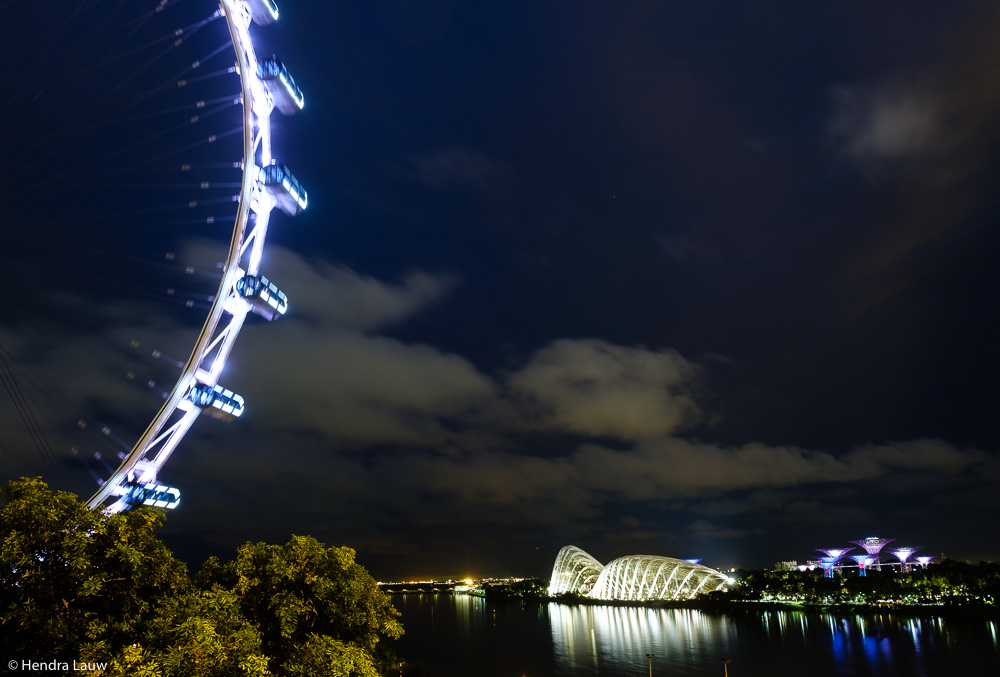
1, 478, 403, 677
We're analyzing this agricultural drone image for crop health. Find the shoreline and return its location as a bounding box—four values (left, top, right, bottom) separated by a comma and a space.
473, 594, 1000, 619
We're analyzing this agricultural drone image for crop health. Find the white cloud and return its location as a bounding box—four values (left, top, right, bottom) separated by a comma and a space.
507, 339, 702, 440
192, 246, 493, 448
237, 326, 495, 448
571, 437, 988, 500
8, 242, 995, 554
326, 436, 994, 545
829, 84, 940, 164
181, 240, 457, 332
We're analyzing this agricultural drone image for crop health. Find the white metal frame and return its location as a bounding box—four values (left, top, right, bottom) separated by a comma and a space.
548, 545, 731, 602
87, 0, 291, 512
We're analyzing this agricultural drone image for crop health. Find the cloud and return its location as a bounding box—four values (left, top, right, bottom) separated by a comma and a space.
8, 240, 997, 567
278, 263, 456, 333
828, 84, 940, 167
685, 490, 873, 525
406, 451, 582, 512
360, 437, 991, 535
847, 439, 986, 473
180, 240, 457, 333
829, 6, 1000, 315
1, 244, 480, 481
6, 245, 712, 460
828, 4, 1000, 185
238, 327, 495, 449
192, 246, 493, 449
0, 293, 202, 492
507, 339, 702, 440
572, 437, 988, 500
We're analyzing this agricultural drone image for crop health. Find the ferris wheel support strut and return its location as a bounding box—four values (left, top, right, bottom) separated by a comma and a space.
86, 0, 305, 513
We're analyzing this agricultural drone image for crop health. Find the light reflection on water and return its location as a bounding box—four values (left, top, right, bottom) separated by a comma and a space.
391, 594, 1000, 677
549, 604, 1000, 676
549, 604, 738, 676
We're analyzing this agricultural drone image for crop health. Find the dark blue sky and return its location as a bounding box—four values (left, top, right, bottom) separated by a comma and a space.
3, 0, 1000, 579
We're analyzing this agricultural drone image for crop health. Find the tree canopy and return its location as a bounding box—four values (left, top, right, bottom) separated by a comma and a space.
1, 478, 402, 676
710, 561, 1000, 607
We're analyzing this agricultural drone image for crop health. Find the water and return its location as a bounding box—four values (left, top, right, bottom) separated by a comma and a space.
388, 594, 1000, 676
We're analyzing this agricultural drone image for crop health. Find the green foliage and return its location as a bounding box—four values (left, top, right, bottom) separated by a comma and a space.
115, 587, 269, 677
1, 478, 406, 677
280, 634, 380, 677
1, 477, 190, 662
710, 561, 1000, 607
205, 535, 402, 674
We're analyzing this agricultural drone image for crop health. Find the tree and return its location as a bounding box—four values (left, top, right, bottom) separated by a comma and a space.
2, 479, 406, 676
0, 477, 190, 663
279, 634, 381, 677
198, 535, 403, 675
105, 587, 270, 677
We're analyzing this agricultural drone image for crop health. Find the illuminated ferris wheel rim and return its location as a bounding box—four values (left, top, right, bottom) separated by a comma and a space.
86, 0, 306, 513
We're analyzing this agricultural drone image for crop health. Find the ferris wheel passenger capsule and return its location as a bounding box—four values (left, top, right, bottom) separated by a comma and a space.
189, 383, 245, 422
120, 482, 181, 509
258, 163, 307, 215
237, 274, 288, 321
86, 0, 302, 515
245, 0, 279, 26
257, 56, 304, 114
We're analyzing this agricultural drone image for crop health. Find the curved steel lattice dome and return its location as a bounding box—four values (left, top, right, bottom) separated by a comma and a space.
548, 546, 731, 601
548, 546, 605, 597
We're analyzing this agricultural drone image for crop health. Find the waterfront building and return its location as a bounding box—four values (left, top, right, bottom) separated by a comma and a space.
548, 545, 731, 601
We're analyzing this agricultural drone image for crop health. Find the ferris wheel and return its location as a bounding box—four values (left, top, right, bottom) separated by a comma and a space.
85, 0, 307, 513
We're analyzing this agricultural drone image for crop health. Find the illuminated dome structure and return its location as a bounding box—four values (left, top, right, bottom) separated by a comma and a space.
549, 546, 604, 596
548, 546, 731, 601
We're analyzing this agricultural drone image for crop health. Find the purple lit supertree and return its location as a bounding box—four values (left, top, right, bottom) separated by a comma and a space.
915, 556, 935, 568
817, 558, 838, 578
848, 554, 873, 576
889, 546, 923, 573
849, 536, 896, 571
816, 548, 853, 578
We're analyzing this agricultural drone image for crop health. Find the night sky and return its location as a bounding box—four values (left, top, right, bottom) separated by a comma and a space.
3, 0, 1000, 580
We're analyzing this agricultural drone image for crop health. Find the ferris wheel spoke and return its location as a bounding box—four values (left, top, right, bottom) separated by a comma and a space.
87, 0, 308, 513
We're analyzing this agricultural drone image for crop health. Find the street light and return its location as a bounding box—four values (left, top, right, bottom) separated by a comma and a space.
721, 658, 732, 676
646, 653, 656, 677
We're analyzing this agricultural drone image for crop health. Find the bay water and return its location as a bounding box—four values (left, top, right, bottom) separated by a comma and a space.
389, 593, 999, 676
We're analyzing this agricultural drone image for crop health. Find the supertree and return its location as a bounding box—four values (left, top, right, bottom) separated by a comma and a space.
848, 554, 873, 577
889, 546, 923, 573
915, 556, 935, 569
816, 548, 853, 578
849, 536, 896, 571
